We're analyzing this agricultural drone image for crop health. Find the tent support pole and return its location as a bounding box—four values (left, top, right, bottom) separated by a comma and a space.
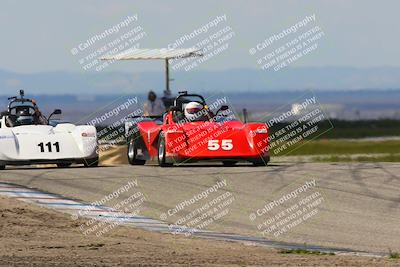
165, 58, 170, 94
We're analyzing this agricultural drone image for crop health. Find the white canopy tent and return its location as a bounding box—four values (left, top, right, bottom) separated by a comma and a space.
100, 48, 203, 94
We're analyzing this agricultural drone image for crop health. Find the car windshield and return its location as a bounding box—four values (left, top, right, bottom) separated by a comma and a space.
9, 106, 35, 116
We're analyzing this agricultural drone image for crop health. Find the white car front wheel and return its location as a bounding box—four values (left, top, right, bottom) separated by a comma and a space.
57, 163, 72, 168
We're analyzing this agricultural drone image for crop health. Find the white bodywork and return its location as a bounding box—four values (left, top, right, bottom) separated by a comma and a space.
0, 116, 97, 165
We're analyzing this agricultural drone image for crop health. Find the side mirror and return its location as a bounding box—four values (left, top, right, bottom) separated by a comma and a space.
219, 105, 229, 111
48, 109, 62, 122
216, 105, 229, 115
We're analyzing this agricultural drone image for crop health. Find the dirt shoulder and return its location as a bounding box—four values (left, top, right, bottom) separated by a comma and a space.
0, 197, 397, 267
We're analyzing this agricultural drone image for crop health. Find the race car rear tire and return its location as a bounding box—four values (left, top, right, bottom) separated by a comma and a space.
128, 138, 146, 165
0, 165, 5, 170
84, 157, 99, 167
158, 133, 173, 167
57, 163, 72, 168
222, 161, 237, 166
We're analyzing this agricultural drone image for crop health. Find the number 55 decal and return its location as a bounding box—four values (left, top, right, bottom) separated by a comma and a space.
207, 140, 233, 151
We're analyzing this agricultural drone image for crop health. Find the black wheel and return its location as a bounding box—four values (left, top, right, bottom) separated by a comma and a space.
252, 156, 270, 167
127, 138, 146, 165
0, 165, 5, 170
158, 133, 173, 167
84, 157, 99, 167
57, 163, 72, 168
222, 161, 237, 167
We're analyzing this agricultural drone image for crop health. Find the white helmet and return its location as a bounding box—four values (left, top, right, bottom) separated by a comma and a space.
184, 102, 204, 121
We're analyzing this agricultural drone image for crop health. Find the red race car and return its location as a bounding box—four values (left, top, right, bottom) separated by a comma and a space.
126, 92, 270, 167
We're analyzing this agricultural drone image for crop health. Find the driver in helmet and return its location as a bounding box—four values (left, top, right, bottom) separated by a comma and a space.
184, 101, 210, 122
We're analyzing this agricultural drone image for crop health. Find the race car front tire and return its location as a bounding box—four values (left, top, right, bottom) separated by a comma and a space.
84, 157, 99, 167
127, 138, 146, 165
158, 133, 173, 167
57, 163, 72, 168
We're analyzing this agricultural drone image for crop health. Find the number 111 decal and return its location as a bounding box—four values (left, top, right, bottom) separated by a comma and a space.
38, 142, 60, 153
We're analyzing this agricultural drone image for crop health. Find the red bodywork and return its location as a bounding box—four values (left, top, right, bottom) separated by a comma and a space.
133, 111, 270, 164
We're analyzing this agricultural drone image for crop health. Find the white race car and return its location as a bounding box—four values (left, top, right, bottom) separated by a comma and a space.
0, 90, 99, 170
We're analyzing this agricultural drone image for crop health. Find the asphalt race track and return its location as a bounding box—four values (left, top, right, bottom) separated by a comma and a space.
1, 162, 399, 254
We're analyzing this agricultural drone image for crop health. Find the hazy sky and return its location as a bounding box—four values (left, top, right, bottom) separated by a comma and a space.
1, 0, 399, 73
